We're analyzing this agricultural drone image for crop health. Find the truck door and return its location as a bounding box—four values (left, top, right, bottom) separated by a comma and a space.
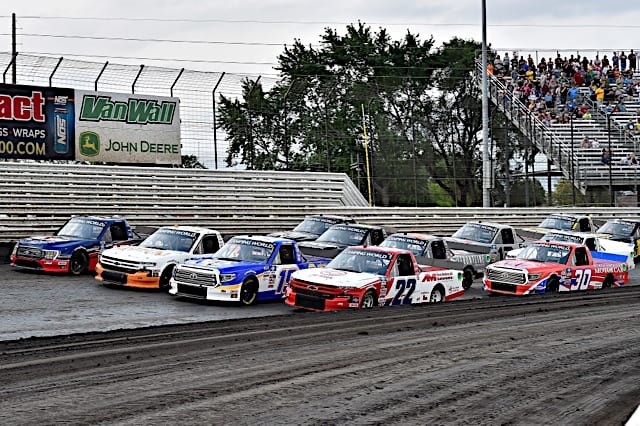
386, 254, 417, 306
269, 244, 298, 295
569, 247, 592, 291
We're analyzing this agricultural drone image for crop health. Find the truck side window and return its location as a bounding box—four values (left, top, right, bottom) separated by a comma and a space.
574, 247, 589, 266
578, 218, 590, 232
102, 228, 113, 243
110, 223, 128, 241
278, 245, 295, 264
396, 254, 414, 276
585, 238, 596, 252
202, 236, 220, 254
431, 241, 446, 259
501, 229, 514, 245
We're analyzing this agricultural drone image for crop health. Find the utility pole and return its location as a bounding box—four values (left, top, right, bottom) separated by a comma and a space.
12, 13, 17, 84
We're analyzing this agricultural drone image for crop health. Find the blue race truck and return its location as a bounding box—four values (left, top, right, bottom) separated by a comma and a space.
11, 215, 142, 275
169, 235, 330, 305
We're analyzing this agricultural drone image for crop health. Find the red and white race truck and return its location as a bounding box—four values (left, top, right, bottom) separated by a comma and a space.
483, 241, 629, 296
285, 245, 464, 311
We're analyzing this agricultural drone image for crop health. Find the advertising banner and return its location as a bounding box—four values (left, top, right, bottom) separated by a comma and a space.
0, 84, 75, 160
75, 90, 181, 164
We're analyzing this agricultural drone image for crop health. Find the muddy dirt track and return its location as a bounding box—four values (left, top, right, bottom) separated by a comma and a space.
1, 287, 640, 425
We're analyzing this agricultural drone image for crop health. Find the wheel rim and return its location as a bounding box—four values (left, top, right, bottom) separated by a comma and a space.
361, 292, 375, 308
70, 253, 87, 275
430, 289, 443, 303
240, 284, 257, 305
462, 269, 473, 290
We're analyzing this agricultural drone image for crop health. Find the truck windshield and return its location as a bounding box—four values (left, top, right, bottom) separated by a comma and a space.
451, 223, 497, 244
518, 244, 571, 264
379, 236, 426, 256
598, 221, 633, 236
293, 217, 335, 235
317, 226, 366, 245
328, 249, 391, 275
214, 238, 274, 263
539, 216, 575, 230
140, 229, 197, 252
56, 218, 106, 239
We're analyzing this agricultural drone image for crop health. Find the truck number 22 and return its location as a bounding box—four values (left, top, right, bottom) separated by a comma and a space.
571, 269, 592, 291
390, 278, 416, 305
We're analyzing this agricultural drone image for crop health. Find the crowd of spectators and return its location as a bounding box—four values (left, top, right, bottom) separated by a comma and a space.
488, 50, 640, 129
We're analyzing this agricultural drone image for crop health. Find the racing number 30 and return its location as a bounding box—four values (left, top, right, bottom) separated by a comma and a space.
391, 278, 416, 305
571, 269, 592, 291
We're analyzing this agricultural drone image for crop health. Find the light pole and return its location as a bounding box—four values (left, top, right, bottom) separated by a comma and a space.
608, 113, 613, 207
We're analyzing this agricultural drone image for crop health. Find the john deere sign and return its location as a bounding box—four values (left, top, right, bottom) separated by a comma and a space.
75, 90, 180, 164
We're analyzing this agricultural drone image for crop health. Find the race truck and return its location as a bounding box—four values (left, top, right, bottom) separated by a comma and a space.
297, 223, 387, 258
379, 233, 491, 290
10, 215, 142, 275
517, 213, 598, 241
596, 219, 640, 261
483, 241, 629, 296
95, 225, 224, 291
169, 235, 330, 305
268, 214, 355, 241
445, 221, 527, 262
285, 245, 465, 311
505, 229, 635, 270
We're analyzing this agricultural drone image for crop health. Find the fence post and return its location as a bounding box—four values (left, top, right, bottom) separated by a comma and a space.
132, 64, 144, 94
95, 61, 109, 91
49, 57, 63, 87
3, 53, 17, 84
170, 68, 184, 97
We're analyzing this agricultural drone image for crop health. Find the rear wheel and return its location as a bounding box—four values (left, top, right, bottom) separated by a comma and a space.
602, 275, 614, 289
429, 286, 445, 303
360, 290, 376, 309
240, 279, 258, 306
546, 277, 560, 293
69, 251, 88, 275
462, 267, 474, 290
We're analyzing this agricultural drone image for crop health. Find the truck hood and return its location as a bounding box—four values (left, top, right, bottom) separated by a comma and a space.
268, 230, 318, 241
490, 259, 552, 271
180, 257, 268, 273
18, 235, 93, 250
292, 267, 378, 289
101, 245, 189, 262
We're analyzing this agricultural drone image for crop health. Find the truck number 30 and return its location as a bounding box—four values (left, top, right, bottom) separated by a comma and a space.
571, 269, 592, 291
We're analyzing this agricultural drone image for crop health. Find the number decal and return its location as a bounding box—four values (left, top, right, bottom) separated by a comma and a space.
276, 268, 295, 294
571, 269, 592, 291
390, 278, 417, 305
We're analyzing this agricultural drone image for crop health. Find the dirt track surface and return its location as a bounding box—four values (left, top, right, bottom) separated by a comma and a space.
2, 287, 640, 425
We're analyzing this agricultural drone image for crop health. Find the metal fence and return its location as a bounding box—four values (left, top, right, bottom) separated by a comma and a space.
0, 51, 278, 169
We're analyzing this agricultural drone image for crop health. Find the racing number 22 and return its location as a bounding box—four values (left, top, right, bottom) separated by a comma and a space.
391, 278, 416, 305
571, 269, 592, 291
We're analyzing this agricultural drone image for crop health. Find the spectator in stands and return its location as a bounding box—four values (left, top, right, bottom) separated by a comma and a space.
503, 52, 510, 72
625, 119, 635, 138
620, 51, 628, 71
629, 50, 636, 71
592, 137, 601, 148
595, 85, 605, 105
580, 136, 592, 149
620, 153, 637, 166
601, 148, 611, 165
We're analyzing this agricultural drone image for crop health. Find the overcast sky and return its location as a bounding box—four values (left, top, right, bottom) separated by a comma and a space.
2, 0, 640, 77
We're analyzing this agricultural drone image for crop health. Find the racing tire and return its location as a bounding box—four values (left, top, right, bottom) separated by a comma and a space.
239, 279, 258, 306
69, 251, 89, 276
429, 286, 445, 303
546, 277, 560, 294
159, 266, 174, 292
602, 275, 614, 289
360, 290, 377, 309
462, 267, 474, 290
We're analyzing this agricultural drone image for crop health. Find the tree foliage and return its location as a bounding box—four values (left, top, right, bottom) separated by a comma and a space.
216, 23, 497, 206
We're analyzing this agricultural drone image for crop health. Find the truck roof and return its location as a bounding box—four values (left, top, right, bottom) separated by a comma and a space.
231, 235, 294, 244
157, 225, 219, 234
388, 232, 440, 241
531, 240, 583, 249
347, 245, 413, 257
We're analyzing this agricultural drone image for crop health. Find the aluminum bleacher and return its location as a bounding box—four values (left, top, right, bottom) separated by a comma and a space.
0, 162, 638, 244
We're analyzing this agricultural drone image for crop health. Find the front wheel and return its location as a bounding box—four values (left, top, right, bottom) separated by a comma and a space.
360, 290, 376, 309
159, 266, 174, 292
602, 275, 614, 289
69, 251, 88, 275
462, 267, 474, 290
546, 277, 560, 293
239, 279, 258, 306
